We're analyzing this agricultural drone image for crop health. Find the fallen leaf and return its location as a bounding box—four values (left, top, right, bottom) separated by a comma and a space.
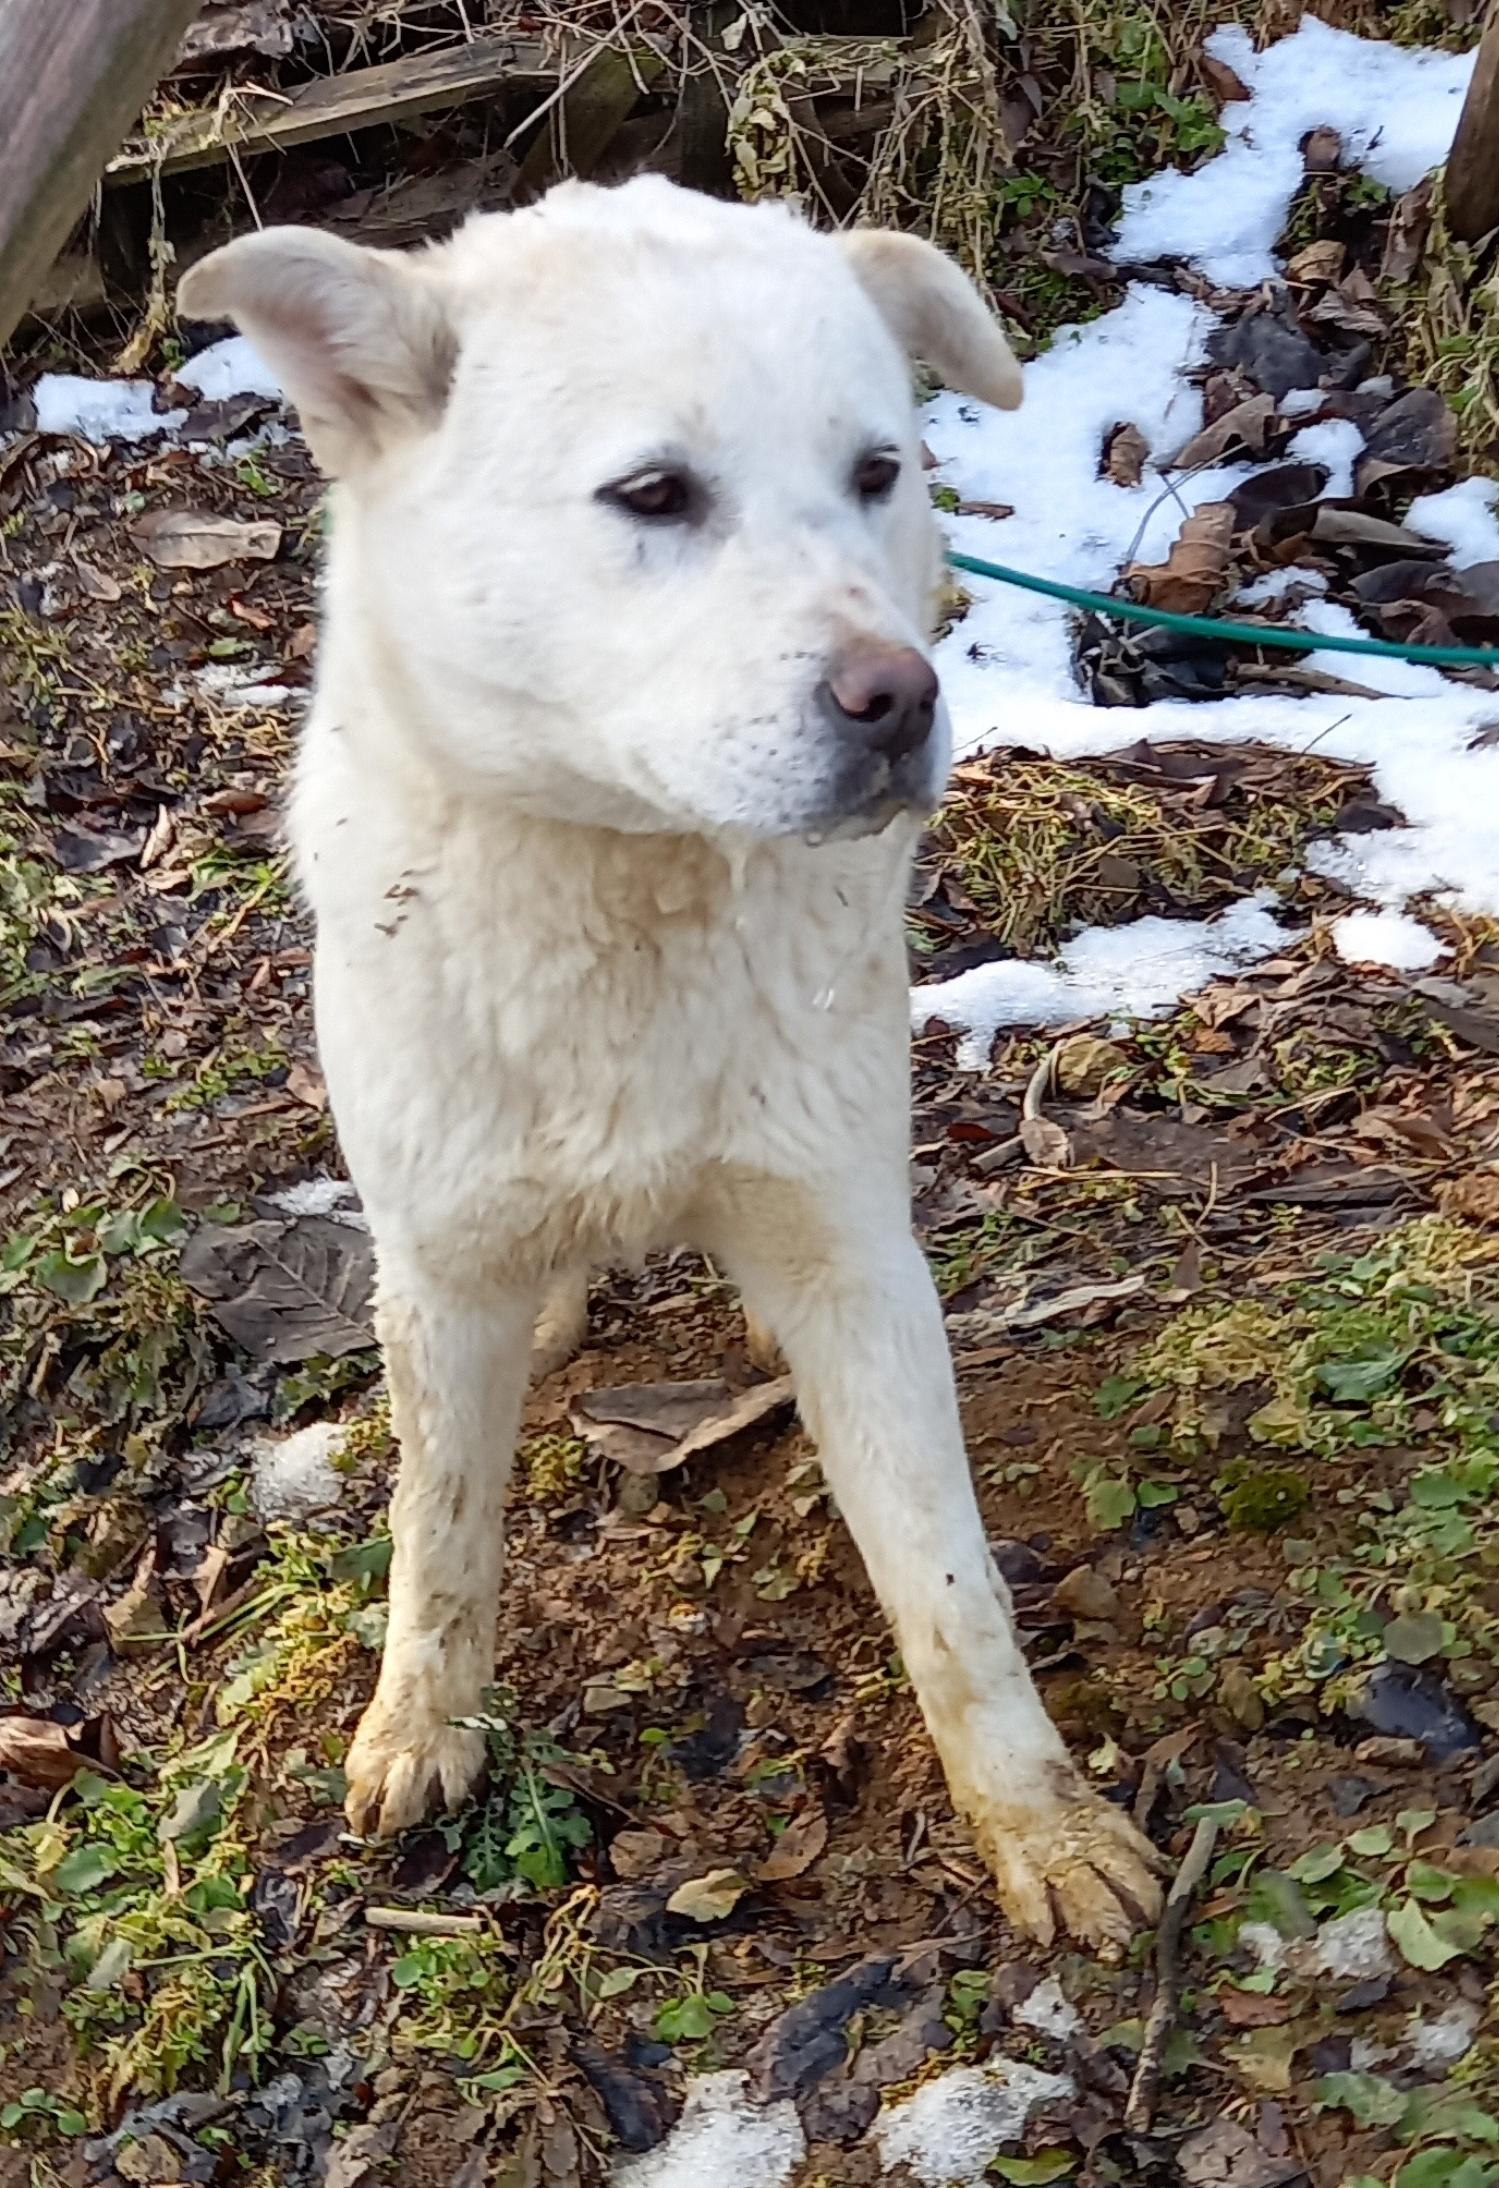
610, 1828, 668, 1881
572, 1375, 794, 1475
0, 1712, 104, 1791
572, 2035, 679, 2155
1052, 1566, 1120, 1622
1103, 421, 1148, 486
1124, 502, 1233, 614
1380, 177, 1433, 285
130, 508, 282, 570
1355, 385, 1457, 494
1227, 462, 1331, 530
756, 1807, 828, 1882
1019, 1113, 1073, 1167
178, 1214, 375, 1364
1381, 1609, 1446, 1665
1177, 2115, 1305, 2186
665, 1866, 750, 1921
1201, 48, 1251, 103
1284, 239, 1345, 285
52, 822, 147, 873
1054, 1033, 1127, 1096
1170, 392, 1276, 469
285, 1059, 327, 1111
1387, 1894, 1463, 1970
324, 2121, 401, 2188
1301, 124, 1342, 172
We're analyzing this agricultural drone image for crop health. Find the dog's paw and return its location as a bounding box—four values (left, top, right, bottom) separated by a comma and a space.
743, 1310, 783, 1375
344, 1706, 485, 1837
532, 1276, 589, 1381
965, 1779, 1165, 1956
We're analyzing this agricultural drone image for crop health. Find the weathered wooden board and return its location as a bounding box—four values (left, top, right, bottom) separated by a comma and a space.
0, 0, 202, 347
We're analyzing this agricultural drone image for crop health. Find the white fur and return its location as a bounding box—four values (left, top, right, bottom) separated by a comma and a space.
178, 179, 1159, 1949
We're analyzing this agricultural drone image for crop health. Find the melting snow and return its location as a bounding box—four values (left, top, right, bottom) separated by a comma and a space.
873, 2060, 1075, 2187
1331, 908, 1444, 971
175, 333, 283, 401
1407, 476, 1500, 564
919, 13, 1496, 1063
612, 2072, 803, 2188
914, 896, 1289, 1063
31, 376, 185, 441
1112, 16, 1476, 286
249, 1422, 347, 1522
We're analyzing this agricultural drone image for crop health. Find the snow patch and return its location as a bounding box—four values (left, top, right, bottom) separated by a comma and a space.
612, 2072, 803, 2188
913, 895, 1288, 1066
1331, 908, 1445, 971
249, 1422, 347, 1522
1307, 1905, 1394, 1982
873, 2060, 1075, 2187
32, 376, 185, 441
1406, 2001, 1480, 2068
1013, 1974, 1083, 2041
1112, 17, 1475, 287
270, 1178, 367, 1227
1407, 476, 1499, 566
176, 335, 283, 402
1286, 415, 1365, 500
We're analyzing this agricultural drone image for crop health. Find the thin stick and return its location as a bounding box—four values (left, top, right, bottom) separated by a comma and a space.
364, 1907, 489, 1937
1123, 1813, 1220, 2135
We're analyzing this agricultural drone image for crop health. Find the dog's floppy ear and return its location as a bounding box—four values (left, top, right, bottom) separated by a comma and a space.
839, 231, 1022, 411
177, 228, 457, 475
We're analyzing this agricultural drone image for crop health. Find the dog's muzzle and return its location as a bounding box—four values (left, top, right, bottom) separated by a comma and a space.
810, 637, 944, 832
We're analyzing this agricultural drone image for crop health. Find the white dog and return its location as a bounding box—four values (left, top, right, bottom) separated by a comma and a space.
180, 178, 1161, 1950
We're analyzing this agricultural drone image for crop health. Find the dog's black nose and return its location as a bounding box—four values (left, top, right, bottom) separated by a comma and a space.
816, 641, 939, 763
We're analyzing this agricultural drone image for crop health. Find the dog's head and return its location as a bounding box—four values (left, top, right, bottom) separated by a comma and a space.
180, 179, 1020, 840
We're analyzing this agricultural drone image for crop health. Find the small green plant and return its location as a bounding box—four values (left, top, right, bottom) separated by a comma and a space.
654, 1947, 735, 2045
456, 1702, 594, 1895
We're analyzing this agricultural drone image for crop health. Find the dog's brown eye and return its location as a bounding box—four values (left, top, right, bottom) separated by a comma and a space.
855, 451, 900, 501
602, 469, 696, 522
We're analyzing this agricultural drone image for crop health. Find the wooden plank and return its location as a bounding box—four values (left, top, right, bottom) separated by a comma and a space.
0, 0, 202, 349
1444, 3, 1497, 244
106, 33, 561, 185
105, 31, 907, 188
515, 46, 665, 199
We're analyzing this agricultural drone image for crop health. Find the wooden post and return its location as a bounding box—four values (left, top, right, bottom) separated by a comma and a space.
1445, 2, 1498, 244
0, 0, 201, 350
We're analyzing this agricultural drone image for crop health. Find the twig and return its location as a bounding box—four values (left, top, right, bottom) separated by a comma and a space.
1021, 1040, 1059, 1121
364, 1907, 488, 1937
1123, 1813, 1221, 2134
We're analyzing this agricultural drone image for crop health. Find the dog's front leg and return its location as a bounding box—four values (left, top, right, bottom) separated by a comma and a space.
344, 1266, 535, 1837
708, 1181, 1163, 1953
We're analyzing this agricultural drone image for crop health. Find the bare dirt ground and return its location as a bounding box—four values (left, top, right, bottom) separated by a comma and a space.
1, 5, 1497, 2185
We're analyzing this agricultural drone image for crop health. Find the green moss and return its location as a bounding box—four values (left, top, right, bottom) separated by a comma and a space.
1221, 1463, 1312, 1533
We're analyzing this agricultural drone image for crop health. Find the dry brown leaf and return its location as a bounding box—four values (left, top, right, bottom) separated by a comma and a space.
1055, 1033, 1128, 1097
572, 1375, 794, 1476
1103, 421, 1148, 487
755, 1807, 828, 1883
609, 1828, 668, 1881
130, 508, 282, 570
1200, 48, 1251, 103
285, 1060, 328, 1112
1171, 393, 1276, 470
665, 1867, 750, 1921
1019, 1114, 1072, 1167
1284, 239, 1344, 286
1124, 502, 1233, 615
0, 1714, 89, 1790
1053, 1566, 1120, 1622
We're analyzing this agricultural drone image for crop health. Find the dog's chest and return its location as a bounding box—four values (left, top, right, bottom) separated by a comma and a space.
307, 799, 910, 1252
